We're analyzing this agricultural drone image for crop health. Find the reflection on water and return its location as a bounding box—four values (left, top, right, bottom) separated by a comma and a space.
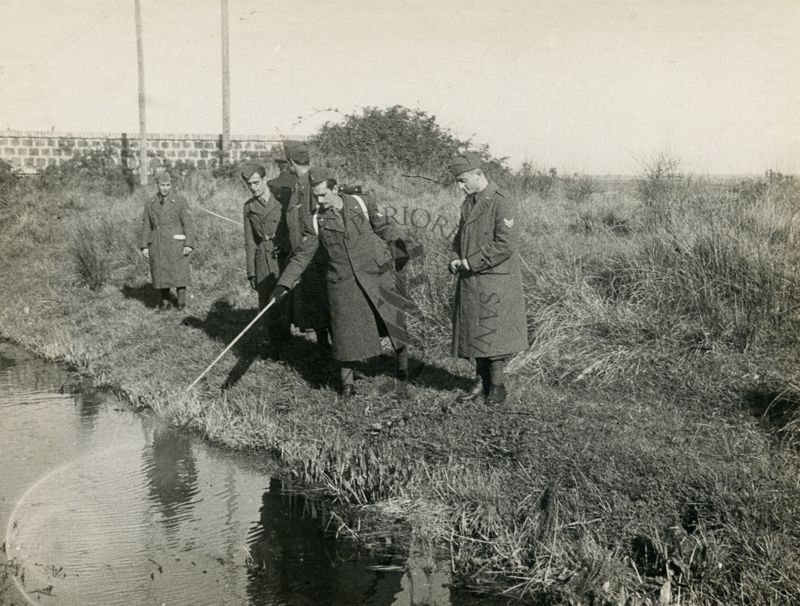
0, 341, 495, 605
245, 478, 403, 605
143, 426, 200, 532
75, 388, 103, 430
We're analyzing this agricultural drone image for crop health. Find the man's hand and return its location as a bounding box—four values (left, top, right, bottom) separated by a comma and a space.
183, 246, 193, 256
268, 285, 290, 306
248, 276, 257, 291
448, 258, 462, 274
141, 248, 149, 259
460, 258, 471, 272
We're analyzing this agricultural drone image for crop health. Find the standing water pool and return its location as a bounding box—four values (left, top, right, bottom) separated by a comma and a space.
0, 342, 484, 605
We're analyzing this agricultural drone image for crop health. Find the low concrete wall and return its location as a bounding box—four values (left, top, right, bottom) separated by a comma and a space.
0, 129, 308, 174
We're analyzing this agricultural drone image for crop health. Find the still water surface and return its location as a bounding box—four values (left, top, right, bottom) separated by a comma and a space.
0, 343, 485, 605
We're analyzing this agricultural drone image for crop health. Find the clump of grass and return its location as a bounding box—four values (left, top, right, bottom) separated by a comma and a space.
69, 224, 110, 290
68, 217, 118, 290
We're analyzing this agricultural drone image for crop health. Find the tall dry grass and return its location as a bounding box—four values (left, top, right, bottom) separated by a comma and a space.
1, 163, 799, 605
366, 165, 799, 405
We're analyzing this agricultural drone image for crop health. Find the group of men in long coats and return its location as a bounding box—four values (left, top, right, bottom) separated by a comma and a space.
140, 144, 527, 404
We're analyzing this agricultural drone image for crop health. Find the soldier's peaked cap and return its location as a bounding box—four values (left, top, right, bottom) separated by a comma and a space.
154, 169, 172, 183
449, 152, 483, 177
283, 140, 310, 164
308, 166, 334, 186
239, 161, 265, 180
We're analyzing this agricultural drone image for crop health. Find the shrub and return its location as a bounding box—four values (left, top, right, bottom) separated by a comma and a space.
511, 163, 558, 198
636, 153, 691, 227
562, 174, 595, 205
0, 159, 18, 194
314, 105, 496, 181
36, 143, 134, 196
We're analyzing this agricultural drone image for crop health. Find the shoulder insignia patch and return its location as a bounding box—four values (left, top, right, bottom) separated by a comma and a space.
503, 218, 515, 228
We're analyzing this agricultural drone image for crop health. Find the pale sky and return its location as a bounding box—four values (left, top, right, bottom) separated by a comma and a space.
1, 0, 798, 175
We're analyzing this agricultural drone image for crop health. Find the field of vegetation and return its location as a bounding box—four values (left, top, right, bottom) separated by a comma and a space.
1, 107, 799, 605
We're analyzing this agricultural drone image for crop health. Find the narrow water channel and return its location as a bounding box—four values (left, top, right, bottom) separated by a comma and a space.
0, 342, 486, 605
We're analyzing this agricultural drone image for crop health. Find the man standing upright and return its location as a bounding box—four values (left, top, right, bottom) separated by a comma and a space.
448, 153, 527, 404
242, 162, 289, 355
140, 170, 195, 311
278, 141, 331, 353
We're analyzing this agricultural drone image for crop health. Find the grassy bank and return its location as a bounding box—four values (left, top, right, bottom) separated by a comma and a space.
1, 165, 799, 605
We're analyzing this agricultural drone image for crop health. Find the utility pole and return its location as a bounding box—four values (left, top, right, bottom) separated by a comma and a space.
220, 0, 230, 165
134, 0, 148, 185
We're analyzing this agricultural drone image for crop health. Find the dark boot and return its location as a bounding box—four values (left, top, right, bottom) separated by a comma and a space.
456, 359, 489, 403
394, 367, 410, 401
176, 287, 186, 310
157, 289, 172, 312
393, 347, 410, 401
485, 358, 508, 404
455, 380, 485, 403
267, 325, 290, 359
315, 328, 332, 356
340, 364, 356, 398
485, 384, 507, 405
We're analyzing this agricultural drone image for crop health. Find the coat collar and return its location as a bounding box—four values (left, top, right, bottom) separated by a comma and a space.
462, 181, 497, 225
317, 205, 345, 233
246, 195, 277, 216
151, 194, 175, 215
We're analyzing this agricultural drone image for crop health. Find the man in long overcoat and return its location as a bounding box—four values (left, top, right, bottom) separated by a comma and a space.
277, 141, 331, 351
140, 170, 195, 311
448, 153, 527, 404
270, 168, 412, 399
242, 162, 291, 354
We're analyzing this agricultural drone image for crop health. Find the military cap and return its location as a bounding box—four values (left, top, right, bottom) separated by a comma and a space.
283, 140, 310, 164
308, 166, 334, 186
240, 161, 265, 180
449, 152, 483, 177
267, 170, 295, 204
154, 169, 172, 183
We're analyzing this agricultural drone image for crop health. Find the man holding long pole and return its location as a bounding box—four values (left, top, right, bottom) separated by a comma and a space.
268, 168, 412, 400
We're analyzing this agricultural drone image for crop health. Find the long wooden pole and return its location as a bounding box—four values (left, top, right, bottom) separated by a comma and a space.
220, 0, 230, 165
198, 206, 242, 226
134, 0, 148, 185
185, 297, 278, 392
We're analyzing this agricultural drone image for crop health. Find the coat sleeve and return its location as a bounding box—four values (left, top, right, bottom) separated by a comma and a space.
272, 196, 292, 254
363, 196, 425, 271
140, 204, 151, 250
277, 214, 320, 290
451, 212, 464, 260
366, 197, 405, 243
465, 194, 518, 272
179, 196, 196, 249
243, 203, 256, 278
